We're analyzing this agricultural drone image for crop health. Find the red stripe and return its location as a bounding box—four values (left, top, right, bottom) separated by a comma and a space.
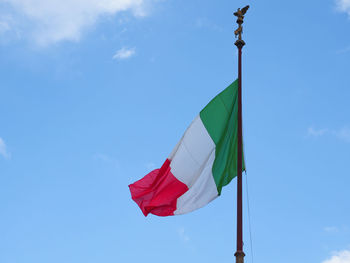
129, 159, 189, 216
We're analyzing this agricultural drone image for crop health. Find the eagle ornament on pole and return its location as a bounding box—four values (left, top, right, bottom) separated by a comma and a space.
233, 5, 249, 263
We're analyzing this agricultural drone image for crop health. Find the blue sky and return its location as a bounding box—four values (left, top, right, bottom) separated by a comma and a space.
1, 0, 350, 263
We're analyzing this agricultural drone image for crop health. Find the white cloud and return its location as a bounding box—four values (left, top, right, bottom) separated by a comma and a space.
177, 227, 190, 243
324, 226, 339, 233
324, 225, 349, 233
323, 250, 350, 263
336, 45, 350, 54
308, 127, 329, 137
194, 17, 223, 32
93, 153, 119, 168
0, 16, 11, 34
145, 162, 156, 171
307, 126, 350, 143
0, 137, 10, 159
334, 127, 350, 143
336, 0, 350, 16
113, 47, 136, 60
0, 0, 151, 45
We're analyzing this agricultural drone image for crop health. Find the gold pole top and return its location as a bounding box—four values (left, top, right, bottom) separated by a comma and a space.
234, 5, 249, 48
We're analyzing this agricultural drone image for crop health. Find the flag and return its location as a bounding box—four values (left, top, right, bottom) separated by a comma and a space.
129, 80, 245, 216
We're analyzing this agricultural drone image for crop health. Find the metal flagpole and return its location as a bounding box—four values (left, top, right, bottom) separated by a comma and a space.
233, 5, 249, 263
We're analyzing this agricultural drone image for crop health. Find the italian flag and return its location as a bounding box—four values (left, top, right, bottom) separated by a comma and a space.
129, 80, 245, 216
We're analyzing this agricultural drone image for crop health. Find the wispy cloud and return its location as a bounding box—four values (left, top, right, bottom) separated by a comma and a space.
322, 249, 350, 263
308, 127, 329, 137
324, 226, 339, 233
113, 47, 136, 60
194, 17, 223, 32
145, 162, 156, 171
0, 137, 10, 159
0, 16, 11, 34
307, 126, 350, 143
93, 153, 119, 168
334, 127, 350, 143
336, 0, 350, 16
324, 225, 349, 233
177, 227, 190, 243
336, 45, 350, 54
0, 0, 152, 45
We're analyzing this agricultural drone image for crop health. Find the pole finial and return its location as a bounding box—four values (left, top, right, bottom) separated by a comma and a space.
234, 5, 249, 48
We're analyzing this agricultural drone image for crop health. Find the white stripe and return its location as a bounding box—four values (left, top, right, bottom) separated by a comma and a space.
168, 115, 219, 214
174, 150, 218, 215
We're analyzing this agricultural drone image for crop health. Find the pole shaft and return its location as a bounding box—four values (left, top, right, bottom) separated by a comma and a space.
237, 46, 243, 252
234, 40, 245, 263
234, 6, 248, 263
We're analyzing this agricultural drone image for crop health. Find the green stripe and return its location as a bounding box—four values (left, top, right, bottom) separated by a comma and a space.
199, 80, 245, 195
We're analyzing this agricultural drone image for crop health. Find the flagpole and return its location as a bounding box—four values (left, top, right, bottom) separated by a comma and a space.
234, 5, 249, 263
